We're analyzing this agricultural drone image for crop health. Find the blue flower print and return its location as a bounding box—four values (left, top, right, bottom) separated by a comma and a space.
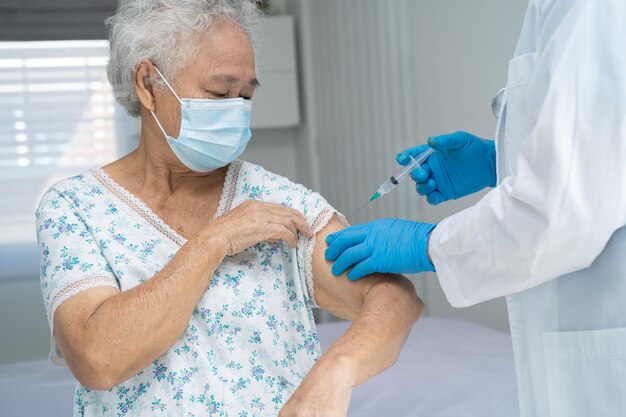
151, 398, 167, 412
251, 365, 265, 381
37, 162, 331, 417
153, 362, 168, 382
248, 330, 262, 344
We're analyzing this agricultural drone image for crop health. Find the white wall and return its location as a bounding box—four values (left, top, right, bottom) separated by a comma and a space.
0, 280, 50, 364
414, 0, 528, 332
292, 0, 528, 332
245, 129, 299, 181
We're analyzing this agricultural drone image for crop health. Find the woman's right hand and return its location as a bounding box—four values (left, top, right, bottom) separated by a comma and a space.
206, 199, 314, 256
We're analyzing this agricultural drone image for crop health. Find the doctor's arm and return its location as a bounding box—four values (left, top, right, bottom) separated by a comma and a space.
279, 215, 423, 417
429, 0, 626, 307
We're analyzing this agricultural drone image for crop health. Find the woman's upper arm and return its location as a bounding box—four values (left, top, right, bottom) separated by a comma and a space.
310, 215, 411, 320
36, 187, 120, 363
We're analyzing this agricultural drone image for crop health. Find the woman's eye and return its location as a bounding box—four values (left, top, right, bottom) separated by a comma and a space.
203, 89, 227, 98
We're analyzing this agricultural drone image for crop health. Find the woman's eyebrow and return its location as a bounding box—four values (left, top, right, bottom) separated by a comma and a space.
208, 74, 261, 88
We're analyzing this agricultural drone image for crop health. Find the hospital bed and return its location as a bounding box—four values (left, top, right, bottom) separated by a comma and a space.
0, 317, 519, 417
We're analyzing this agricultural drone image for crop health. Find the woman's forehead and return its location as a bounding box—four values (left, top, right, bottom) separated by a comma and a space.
199, 21, 255, 61
183, 29, 256, 83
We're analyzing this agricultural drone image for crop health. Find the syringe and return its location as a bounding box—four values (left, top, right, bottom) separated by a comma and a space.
348, 146, 435, 218
370, 147, 435, 202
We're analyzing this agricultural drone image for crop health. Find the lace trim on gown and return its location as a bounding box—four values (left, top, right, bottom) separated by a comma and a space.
89, 160, 243, 246
48, 275, 120, 366
302, 209, 348, 308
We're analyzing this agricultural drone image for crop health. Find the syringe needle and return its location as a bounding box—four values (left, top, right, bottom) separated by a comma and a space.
349, 200, 370, 218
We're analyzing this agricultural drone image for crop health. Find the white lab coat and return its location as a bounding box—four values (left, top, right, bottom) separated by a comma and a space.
429, 0, 626, 416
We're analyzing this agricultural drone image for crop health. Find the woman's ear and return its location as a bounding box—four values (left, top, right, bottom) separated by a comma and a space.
134, 61, 157, 112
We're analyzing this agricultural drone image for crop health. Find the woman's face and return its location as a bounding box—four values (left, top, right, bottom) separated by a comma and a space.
151, 20, 259, 141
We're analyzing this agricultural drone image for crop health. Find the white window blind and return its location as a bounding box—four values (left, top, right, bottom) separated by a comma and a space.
0, 40, 122, 245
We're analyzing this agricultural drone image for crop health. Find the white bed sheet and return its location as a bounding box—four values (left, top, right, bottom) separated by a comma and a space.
318, 317, 519, 417
0, 317, 519, 417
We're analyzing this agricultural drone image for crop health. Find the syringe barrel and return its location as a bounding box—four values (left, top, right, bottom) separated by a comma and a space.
373, 147, 434, 201
379, 180, 396, 194
394, 148, 434, 182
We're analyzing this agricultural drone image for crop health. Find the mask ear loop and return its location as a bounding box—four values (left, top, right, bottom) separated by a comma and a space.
152, 65, 182, 104
150, 109, 169, 138
150, 64, 183, 138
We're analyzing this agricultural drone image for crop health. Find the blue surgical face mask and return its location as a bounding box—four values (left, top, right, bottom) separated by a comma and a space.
150, 66, 252, 173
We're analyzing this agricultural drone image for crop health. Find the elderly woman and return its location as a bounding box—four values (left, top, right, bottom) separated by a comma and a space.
36, 1, 422, 416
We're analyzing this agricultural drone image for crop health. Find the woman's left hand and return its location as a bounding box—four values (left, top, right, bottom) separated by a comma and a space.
279, 360, 352, 417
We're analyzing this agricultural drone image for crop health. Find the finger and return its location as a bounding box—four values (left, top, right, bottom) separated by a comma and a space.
267, 206, 312, 237
325, 223, 368, 245
268, 214, 298, 237
264, 202, 307, 220
265, 203, 307, 221
417, 178, 437, 196
428, 131, 471, 152
326, 229, 345, 245
331, 243, 371, 277
427, 190, 445, 205
410, 163, 432, 184
286, 213, 313, 238
347, 257, 377, 281
396, 144, 431, 165
410, 164, 431, 183
267, 223, 298, 247
325, 228, 367, 261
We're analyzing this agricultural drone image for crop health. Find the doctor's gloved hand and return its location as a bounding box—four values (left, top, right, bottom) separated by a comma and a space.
325, 219, 436, 281
397, 131, 497, 205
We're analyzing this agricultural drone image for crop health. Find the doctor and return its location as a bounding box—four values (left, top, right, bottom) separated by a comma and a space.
325, 1, 626, 416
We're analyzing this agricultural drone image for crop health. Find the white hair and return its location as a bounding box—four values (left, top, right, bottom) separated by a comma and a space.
106, 0, 262, 117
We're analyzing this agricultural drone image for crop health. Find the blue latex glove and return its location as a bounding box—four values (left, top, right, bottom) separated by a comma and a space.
396, 131, 497, 205
325, 219, 436, 281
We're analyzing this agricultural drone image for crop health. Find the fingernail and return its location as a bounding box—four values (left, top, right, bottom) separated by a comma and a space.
326, 234, 336, 244
427, 136, 436, 147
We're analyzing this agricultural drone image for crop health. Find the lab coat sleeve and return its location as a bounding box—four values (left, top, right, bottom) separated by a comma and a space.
429, 0, 626, 307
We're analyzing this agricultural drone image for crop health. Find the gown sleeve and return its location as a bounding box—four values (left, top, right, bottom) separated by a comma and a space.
246, 162, 347, 308
295, 186, 348, 308
36, 187, 119, 363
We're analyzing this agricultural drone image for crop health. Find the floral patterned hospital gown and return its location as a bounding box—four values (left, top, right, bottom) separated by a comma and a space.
36, 160, 341, 417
